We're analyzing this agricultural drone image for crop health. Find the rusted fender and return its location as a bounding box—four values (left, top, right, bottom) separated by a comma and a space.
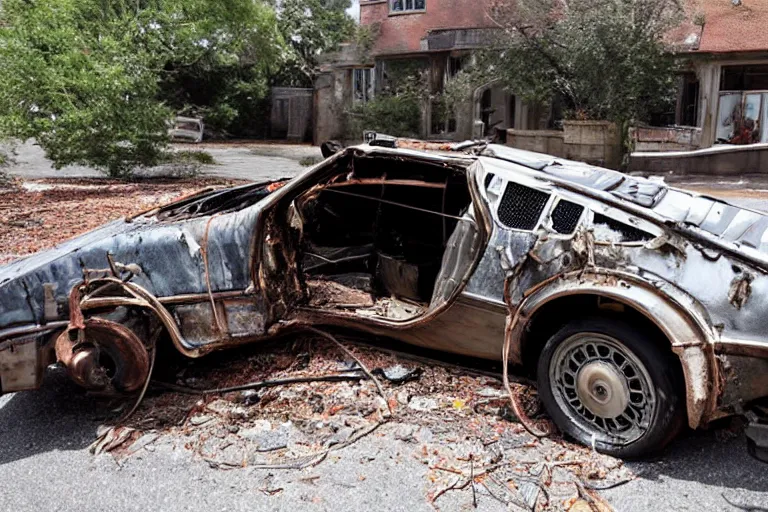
507, 269, 718, 429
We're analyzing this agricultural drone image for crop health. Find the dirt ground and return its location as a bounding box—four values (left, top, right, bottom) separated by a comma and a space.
0, 178, 243, 265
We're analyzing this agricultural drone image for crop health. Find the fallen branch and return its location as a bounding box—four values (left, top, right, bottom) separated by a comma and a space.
470, 455, 478, 508
722, 493, 768, 512
431, 476, 466, 503
583, 476, 634, 491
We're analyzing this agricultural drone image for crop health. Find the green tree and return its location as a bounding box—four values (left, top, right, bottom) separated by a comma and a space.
272, 0, 356, 87
0, 0, 282, 177
485, 0, 685, 127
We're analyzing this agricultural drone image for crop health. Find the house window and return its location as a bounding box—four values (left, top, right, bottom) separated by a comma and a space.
353, 68, 374, 104
716, 91, 768, 144
391, 0, 425, 13
448, 55, 465, 78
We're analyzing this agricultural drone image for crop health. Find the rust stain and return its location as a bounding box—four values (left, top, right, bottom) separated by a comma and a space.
55, 317, 149, 392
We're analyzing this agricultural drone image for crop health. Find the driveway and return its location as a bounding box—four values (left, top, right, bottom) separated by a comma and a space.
1, 363, 767, 512
7, 140, 322, 182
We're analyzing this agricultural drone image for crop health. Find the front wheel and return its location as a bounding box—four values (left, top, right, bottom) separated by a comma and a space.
536, 317, 685, 458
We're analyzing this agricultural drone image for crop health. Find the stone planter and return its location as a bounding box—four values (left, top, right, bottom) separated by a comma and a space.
562, 120, 621, 169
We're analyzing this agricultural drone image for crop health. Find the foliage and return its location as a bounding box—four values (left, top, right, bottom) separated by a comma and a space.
348, 95, 424, 138
0, 0, 281, 177
174, 150, 216, 165
299, 156, 321, 167
354, 23, 381, 63
157, 2, 283, 138
485, 0, 685, 125
0, 151, 10, 186
346, 59, 429, 139
271, 0, 356, 88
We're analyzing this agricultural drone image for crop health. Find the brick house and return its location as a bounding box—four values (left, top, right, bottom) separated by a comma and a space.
314, 0, 543, 142
673, 0, 768, 148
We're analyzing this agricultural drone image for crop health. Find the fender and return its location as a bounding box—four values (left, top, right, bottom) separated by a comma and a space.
508, 268, 719, 429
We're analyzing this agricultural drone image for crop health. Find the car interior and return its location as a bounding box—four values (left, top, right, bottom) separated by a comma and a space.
291, 154, 484, 322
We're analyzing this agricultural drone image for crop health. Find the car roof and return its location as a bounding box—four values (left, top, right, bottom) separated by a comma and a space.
351, 139, 768, 262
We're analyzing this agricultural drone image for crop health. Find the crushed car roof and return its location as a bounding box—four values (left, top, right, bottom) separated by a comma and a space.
359, 138, 768, 266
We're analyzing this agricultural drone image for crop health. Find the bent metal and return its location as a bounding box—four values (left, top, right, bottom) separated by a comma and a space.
2, 138, 768, 458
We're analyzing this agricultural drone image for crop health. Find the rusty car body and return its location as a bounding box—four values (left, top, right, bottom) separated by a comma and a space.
2, 138, 768, 457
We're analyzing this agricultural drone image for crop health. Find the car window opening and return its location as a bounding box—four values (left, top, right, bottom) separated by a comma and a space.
296, 157, 477, 322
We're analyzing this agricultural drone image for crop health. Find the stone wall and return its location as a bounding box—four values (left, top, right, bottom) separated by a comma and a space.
314, 69, 352, 144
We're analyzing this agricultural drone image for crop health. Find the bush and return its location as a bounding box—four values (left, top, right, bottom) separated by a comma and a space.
347, 95, 423, 139
174, 151, 216, 166
299, 156, 321, 167
0, 0, 280, 178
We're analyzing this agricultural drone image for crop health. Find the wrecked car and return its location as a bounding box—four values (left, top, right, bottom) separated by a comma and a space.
2, 138, 768, 458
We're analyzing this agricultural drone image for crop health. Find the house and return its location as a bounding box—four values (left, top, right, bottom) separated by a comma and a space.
673, 0, 768, 148
315, 0, 544, 143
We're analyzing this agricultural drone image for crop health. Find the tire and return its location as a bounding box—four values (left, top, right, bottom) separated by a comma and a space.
536, 316, 685, 458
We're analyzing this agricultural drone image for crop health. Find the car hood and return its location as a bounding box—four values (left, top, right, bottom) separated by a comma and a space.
0, 180, 286, 330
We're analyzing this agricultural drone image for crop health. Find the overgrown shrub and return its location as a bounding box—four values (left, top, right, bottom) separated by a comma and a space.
345, 59, 429, 139
174, 150, 217, 166
347, 95, 423, 139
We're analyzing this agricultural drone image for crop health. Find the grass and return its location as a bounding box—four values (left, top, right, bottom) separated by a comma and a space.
299, 156, 321, 167
174, 150, 217, 165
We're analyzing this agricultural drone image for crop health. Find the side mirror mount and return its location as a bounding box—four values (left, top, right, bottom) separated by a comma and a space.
320, 140, 343, 158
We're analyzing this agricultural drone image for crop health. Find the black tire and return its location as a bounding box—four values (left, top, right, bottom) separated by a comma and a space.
536, 316, 685, 458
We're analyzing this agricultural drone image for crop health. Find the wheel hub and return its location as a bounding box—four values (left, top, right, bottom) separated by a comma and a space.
576, 361, 629, 418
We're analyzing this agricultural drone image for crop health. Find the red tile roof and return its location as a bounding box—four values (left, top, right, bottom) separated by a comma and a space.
695, 0, 768, 53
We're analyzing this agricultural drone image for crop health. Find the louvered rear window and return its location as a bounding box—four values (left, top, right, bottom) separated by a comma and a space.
497, 182, 550, 230
551, 200, 584, 234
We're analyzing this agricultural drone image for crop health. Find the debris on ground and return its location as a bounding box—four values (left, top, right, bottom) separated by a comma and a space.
95, 335, 633, 511
0, 178, 244, 265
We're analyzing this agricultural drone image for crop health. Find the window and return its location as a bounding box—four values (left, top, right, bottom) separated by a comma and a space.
677, 72, 699, 127
448, 55, 465, 78
353, 68, 374, 104
497, 182, 550, 231
721, 65, 768, 91
716, 91, 768, 144
391, 0, 425, 13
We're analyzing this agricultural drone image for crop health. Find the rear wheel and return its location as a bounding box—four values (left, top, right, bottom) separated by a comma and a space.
536, 317, 684, 458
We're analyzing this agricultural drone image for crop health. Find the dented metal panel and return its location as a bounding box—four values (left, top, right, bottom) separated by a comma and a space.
0, 338, 43, 392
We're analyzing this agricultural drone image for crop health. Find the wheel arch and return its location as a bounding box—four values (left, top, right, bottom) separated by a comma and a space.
510, 270, 719, 429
